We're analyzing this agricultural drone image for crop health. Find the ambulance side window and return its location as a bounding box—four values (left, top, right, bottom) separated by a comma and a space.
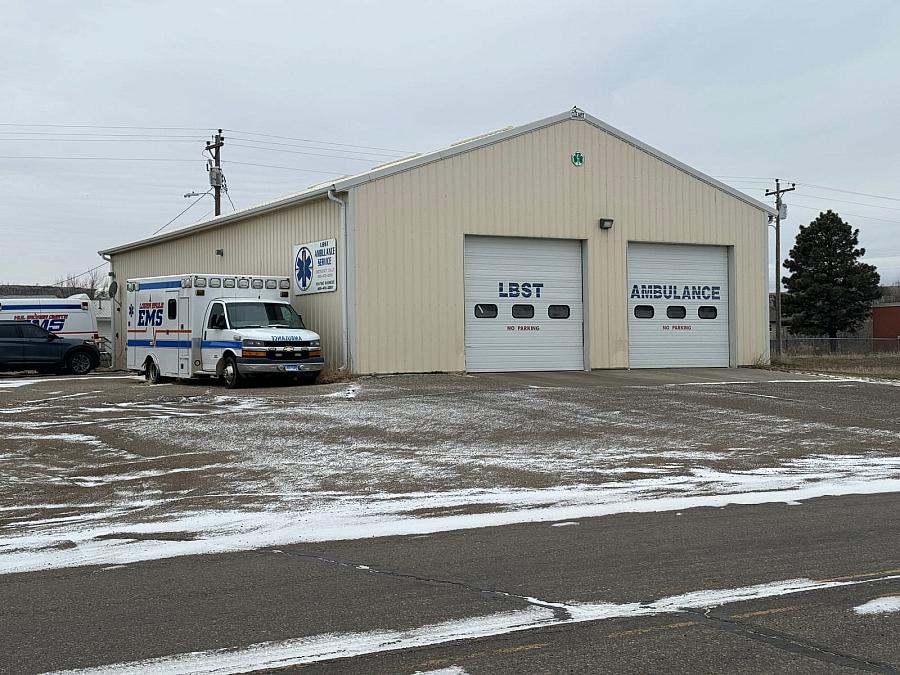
167, 299, 177, 320
208, 303, 226, 329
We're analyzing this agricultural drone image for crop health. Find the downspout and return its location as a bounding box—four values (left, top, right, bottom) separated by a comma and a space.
327, 188, 351, 373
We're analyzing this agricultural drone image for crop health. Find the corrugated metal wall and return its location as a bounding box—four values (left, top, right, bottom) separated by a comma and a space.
108, 198, 343, 371
350, 118, 768, 373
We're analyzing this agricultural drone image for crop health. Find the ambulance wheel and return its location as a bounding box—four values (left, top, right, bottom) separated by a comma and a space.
145, 360, 162, 384
222, 356, 243, 389
67, 350, 94, 376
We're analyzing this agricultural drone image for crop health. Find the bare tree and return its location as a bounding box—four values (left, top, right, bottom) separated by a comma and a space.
53, 268, 108, 300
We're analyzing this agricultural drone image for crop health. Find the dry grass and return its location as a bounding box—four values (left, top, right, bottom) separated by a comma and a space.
770, 353, 900, 379
316, 368, 353, 385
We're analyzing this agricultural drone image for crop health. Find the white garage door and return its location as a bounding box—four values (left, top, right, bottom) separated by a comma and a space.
465, 236, 584, 372
627, 243, 730, 368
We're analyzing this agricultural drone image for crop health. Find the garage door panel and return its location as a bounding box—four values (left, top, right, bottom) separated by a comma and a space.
465, 236, 584, 373
628, 243, 730, 368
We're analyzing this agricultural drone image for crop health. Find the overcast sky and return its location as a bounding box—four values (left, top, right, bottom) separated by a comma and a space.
2, 0, 900, 288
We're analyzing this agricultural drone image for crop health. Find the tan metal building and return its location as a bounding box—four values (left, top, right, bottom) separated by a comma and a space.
100, 108, 775, 375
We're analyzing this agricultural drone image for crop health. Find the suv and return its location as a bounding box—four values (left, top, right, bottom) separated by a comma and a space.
0, 321, 101, 375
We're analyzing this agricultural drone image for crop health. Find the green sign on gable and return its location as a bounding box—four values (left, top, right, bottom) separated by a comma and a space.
571, 151, 584, 167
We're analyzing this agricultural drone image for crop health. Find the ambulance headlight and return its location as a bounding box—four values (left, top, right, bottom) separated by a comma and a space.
310, 340, 320, 347
242, 339, 265, 348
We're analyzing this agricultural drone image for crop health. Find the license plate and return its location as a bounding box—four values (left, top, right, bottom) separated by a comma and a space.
284, 364, 299, 371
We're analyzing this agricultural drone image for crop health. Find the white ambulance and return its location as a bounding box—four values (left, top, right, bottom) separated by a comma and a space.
0, 294, 100, 343
125, 274, 324, 388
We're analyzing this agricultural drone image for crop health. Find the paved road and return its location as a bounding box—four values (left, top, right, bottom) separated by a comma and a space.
2, 491, 898, 673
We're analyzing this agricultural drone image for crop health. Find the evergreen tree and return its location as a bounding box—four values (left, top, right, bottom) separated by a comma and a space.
782, 210, 880, 349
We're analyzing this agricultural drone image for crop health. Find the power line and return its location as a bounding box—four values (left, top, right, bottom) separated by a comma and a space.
793, 182, 900, 204
0, 155, 204, 162
0, 138, 202, 143
228, 136, 404, 158
225, 160, 342, 174
0, 122, 415, 154
715, 176, 900, 203
229, 141, 388, 163
713, 175, 773, 182
223, 127, 413, 154
152, 190, 211, 235
54, 262, 110, 287
793, 193, 900, 213
789, 202, 900, 225
0, 122, 212, 131
0, 131, 205, 138
0, 153, 349, 175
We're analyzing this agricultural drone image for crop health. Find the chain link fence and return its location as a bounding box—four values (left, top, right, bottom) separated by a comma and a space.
772, 337, 900, 355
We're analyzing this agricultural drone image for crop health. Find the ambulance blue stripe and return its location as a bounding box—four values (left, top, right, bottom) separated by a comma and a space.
127, 339, 191, 348
2, 304, 82, 310
138, 280, 182, 290
200, 340, 242, 349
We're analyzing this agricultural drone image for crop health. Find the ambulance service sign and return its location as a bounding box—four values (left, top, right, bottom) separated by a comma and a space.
293, 239, 337, 295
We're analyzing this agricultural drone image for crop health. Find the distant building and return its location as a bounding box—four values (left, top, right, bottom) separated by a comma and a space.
0, 284, 90, 298
91, 298, 113, 346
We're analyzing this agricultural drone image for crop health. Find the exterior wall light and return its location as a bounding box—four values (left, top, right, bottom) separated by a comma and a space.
598, 218, 614, 230
215, 248, 224, 257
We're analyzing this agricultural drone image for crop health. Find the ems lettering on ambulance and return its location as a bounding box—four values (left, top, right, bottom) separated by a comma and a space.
629, 283, 721, 301
13, 314, 67, 332
136, 302, 165, 327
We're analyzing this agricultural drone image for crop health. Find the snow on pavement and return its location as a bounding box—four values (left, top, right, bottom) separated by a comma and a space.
854, 596, 900, 615
47, 572, 900, 674
2, 374, 900, 574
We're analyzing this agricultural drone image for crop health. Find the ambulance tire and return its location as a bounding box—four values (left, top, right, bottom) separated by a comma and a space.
222, 355, 243, 389
145, 360, 162, 384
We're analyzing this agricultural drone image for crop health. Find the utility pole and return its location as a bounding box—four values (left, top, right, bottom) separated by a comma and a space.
765, 178, 796, 358
206, 130, 224, 216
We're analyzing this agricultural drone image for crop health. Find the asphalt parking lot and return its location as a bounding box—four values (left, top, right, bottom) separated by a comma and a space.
1, 368, 899, 673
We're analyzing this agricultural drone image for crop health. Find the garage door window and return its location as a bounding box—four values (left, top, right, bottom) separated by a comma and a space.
634, 305, 654, 319
698, 306, 718, 319
512, 304, 534, 319
548, 305, 570, 319
667, 306, 687, 319
474, 303, 498, 318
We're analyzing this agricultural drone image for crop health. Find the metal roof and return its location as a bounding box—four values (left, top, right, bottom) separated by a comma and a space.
100, 108, 775, 256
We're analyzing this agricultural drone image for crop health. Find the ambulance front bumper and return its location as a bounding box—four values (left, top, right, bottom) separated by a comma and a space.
236, 357, 325, 374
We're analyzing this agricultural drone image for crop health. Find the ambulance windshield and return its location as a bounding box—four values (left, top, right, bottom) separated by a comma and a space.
225, 302, 305, 330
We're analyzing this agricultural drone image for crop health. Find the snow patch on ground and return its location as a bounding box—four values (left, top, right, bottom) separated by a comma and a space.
323, 383, 360, 399
49, 573, 899, 674
854, 596, 900, 615
3, 466, 900, 574
0, 376, 142, 389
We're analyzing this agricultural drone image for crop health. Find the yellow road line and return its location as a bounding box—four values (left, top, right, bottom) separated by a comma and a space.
730, 605, 799, 619
607, 620, 698, 639
814, 568, 900, 583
